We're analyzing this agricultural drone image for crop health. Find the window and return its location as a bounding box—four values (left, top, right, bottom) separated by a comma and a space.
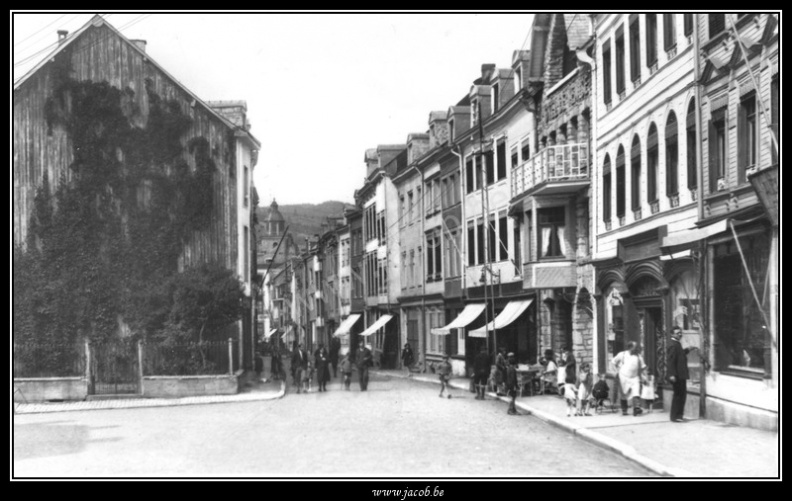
466, 156, 475, 193
603, 155, 612, 222
709, 107, 727, 192
616, 146, 626, 218
663, 14, 676, 51
471, 98, 479, 125
485, 150, 495, 185
243, 166, 249, 207
713, 233, 771, 373
407, 191, 414, 222
631, 135, 641, 211
243, 226, 249, 279
647, 123, 659, 202
488, 214, 496, 265
467, 220, 475, 266
709, 14, 725, 38
492, 82, 500, 114
629, 15, 641, 82
666, 112, 679, 196
476, 218, 485, 265
538, 207, 565, 258
739, 93, 758, 183
425, 181, 433, 215
646, 14, 658, 66
511, 147, 519, 169
496, 140, 507, 180
521, 141, 531, 163
513, 218, 522, 270
525, 210, 533, 262
771, 76, 778, 165
602, 39, 612, 105
687, 100, 698, 190
449, 119, 455, 143
433, 232, 442, 278
514, 67, 522, 93
434, 178, 441, 212
684, 14, 693, 37
498, 212, 508, 261
409, 250, 415, 288
615, 28, 625, 94
377, 211, 385, 246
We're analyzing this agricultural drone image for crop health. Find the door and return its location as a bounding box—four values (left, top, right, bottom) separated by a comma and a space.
643, 307, 664, 378
90, 339, 139, 395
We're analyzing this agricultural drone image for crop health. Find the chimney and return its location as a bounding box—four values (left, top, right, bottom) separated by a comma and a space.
130, 39, 147, 53
208, 101, 248, 129
57, 30, 68, 44
481, 63, 496, 82
364, 149, 379, 178
428, 111, 449, 149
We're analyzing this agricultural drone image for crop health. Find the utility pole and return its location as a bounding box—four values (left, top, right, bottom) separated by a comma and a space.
476, 99, 497, 355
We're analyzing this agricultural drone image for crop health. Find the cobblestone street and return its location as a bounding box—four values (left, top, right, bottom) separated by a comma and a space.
14, 373, 653, 477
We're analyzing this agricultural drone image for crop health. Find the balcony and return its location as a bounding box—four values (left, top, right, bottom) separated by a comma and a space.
511, 143, 590, 200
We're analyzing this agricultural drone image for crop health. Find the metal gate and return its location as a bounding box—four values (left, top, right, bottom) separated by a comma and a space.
90, 339, 140, 395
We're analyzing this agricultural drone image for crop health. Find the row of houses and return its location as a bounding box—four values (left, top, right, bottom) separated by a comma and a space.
263, 13, 777, 432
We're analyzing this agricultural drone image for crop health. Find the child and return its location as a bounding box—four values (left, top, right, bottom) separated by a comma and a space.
340, 353, 352, 390
540, 349, 558, 394
438, 354, 452, 399
557, 351, 569, 398
591, 373, 610, 412
302, 362, 314, 393
563, 366, 578, 416
576, 362, 593, 416
641, 374, 656, 412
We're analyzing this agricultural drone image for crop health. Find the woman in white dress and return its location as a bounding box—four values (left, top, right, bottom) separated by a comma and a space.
611, 341, 647, 416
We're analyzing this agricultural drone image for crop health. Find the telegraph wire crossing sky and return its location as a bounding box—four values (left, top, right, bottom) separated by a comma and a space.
12, 12, 536, 205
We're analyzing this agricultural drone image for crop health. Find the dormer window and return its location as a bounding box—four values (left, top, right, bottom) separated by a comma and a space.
471, 98, 479, 125
449, 119, 455, 142
514, 67, 522, 93
492, 83, 500, 114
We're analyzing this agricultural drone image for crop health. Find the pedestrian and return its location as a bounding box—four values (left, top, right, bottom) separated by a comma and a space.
591, 372, 610, 412
271, 343, 283, 380
437, 354, 452, 398
575, 362, 593, 416
540, 349, 558, 394
401, 342, 415, 377
563, 349, 577, 386
612, 341, 647, 416
340, 352, 353, 390
557, 349, 576, 397
473, 346, 491, 400
292, 343, 308, 391
495, 347, 508, 396
316, 347, 330, 392
329, 336, 341, 378
506, 352, 519, 415
357, 343, 373, 391
667, 326, 695, 423
562, 362, 578, 417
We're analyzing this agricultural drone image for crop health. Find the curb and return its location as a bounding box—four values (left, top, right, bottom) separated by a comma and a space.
379, 371, 678, 477
14, 380, 286, 415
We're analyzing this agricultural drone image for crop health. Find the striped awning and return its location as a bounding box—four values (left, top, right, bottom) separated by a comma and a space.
469, 299, 533, 338
430, 303, 486, 335
359, 314, 393, 337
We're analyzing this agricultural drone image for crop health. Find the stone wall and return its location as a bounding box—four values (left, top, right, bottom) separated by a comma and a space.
14, 378, 88, 402
142, 374, 239, 398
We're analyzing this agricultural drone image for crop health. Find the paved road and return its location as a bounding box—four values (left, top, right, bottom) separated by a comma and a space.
13, 373, 654, 477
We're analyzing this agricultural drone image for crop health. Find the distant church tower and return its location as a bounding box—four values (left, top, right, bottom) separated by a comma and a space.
266, 199, 285, 236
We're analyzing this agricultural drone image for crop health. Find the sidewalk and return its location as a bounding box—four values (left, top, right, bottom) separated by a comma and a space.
13, 375, 285, 415
374, 369, 779, 478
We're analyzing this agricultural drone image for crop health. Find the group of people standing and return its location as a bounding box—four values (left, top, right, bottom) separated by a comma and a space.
287, 340, 375, 393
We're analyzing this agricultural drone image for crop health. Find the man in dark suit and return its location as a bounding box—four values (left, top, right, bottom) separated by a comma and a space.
357, 343, 373, 391
667, 326, 695, 422
473, 346, 491, 400
291, 343, 307, 389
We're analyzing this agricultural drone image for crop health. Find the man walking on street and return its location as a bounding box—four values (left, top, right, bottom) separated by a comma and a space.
473, 346, 490, 400
506, 352, 519, 415
292, 343, 308, 392
357, 343, 373, 391
667, 326, 695, 422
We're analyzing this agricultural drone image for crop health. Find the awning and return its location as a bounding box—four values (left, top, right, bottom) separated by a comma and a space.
430, 303, 486, 335
660, 220, 729, 254
263, 328, 277, 339
359, 314, 394, 337
333, 314, 361, 337
469, 299, 533, 338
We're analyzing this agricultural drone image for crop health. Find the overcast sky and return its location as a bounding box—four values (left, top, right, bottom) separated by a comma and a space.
12, 12, 536, 206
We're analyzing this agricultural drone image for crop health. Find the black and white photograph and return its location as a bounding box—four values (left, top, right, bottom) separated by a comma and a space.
12, 11, 780, 480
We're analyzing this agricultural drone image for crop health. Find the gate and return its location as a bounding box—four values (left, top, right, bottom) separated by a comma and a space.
90, 339, 140, 395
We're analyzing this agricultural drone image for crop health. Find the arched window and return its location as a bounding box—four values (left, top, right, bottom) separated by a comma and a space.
686, 100, 698, 190
666, 112, 679, 198
616, 145, 626, 219
647, 123, 659, 203
631, 135, 642, 212
602, 154, 612, 223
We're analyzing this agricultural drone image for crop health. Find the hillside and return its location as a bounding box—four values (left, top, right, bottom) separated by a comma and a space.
256, 201, 351, 250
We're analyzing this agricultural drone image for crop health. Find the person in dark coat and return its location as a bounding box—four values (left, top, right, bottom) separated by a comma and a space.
271, 342, 283, 380
506, 352, 519, 415
401, 342, 415, 377
316, 347, 330, 392
357, 343, 373, 391
291, 343, 308, 391
473, 346, 491, 400
329, 336, 341, 378
667, 326, 696, 422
